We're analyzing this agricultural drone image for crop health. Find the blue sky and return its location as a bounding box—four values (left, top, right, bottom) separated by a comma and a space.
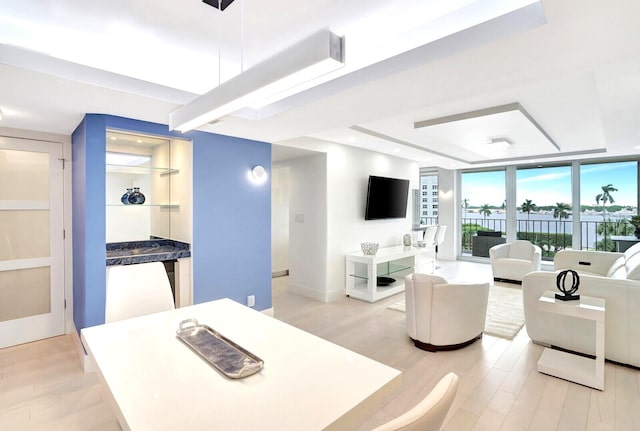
461, 161, 637, 208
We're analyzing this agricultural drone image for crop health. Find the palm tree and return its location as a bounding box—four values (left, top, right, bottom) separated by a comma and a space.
479, 204, 492, 229
553, 202, 570, 220
595, 184, 618, 219
461, 198, 469, 214
553, 202, 571, 249
521, 199, 537, 239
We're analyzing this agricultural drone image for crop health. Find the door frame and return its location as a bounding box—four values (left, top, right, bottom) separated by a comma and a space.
0, 128, 73, 340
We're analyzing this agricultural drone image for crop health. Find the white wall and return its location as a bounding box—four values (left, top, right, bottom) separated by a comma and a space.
325, 145, 419, 301
436, 168, 457, 260
106, 172, 151, 242
287, 154, 328, 301
277, 140, 419, 302
271, 165, 290, 274
168, 138, 193, 243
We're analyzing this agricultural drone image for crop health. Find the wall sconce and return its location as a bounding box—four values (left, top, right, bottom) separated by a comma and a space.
439, 187, 453, 199
250, 165, 267, 184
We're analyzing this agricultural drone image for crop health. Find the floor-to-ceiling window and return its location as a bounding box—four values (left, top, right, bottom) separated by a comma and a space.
460, 170, 505, 254
580, 161, 638, 251
459, 158, 639, 259
516, 165, 572, 259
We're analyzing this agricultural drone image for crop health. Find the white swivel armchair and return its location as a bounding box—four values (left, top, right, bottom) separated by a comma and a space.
405, 273, 489, 352
371, 372, 458, 431
489, 240, 542, 284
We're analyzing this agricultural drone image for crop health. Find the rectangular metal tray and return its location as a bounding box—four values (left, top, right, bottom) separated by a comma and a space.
176, 318, 264, 379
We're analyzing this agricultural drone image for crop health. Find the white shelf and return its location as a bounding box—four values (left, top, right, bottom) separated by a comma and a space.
537, 291, 605, 390
345, 245, 434, 303
106, 204, 179, 208
106, 164, 177, 175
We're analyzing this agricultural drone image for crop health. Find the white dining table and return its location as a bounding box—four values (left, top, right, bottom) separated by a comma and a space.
81, 298, 401, 431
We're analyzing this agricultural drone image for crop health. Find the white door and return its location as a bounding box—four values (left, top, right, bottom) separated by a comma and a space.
0, 137, 65, 348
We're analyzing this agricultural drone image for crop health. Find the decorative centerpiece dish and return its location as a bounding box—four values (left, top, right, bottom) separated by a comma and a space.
361, 242, 379, 255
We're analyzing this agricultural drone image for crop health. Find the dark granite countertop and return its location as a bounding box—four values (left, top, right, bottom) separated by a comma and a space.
106, 239, 191, 266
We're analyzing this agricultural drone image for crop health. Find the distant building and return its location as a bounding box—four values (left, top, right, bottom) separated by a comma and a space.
420, 174, 438, 223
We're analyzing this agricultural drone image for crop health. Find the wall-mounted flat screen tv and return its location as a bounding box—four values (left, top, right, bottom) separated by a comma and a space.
365, 175, 410, 220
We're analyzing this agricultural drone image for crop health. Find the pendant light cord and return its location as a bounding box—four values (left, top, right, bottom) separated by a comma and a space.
240, 0, 244, 73
217, 0, 222, 86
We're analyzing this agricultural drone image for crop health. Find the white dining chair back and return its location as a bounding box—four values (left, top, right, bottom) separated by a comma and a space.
434, 225, 447, 269
105, 261, 175, 323
371, 372, 459, 431
423, 225, 438, 247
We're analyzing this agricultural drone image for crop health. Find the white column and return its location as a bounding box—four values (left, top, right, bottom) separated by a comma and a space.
572, 161, 582, 250
506, 166, 517, 242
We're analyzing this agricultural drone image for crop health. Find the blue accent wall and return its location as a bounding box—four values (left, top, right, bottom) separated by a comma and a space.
71, 114, 271, 332
192, 134, 271, 309
72, 115, 107, 331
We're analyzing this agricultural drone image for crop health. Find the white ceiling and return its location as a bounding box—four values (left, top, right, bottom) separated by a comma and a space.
1, 0, 639, 168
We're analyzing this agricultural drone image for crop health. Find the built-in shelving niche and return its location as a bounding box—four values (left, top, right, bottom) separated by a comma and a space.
105, 130, 191, 243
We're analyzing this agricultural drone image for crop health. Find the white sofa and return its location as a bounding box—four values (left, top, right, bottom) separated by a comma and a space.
405, 273, 489, 352
522, 242, 640, 367
489, 240, 542, 284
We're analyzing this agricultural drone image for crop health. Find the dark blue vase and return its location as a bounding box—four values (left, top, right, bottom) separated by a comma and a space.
121, 188, 132, 205
128, 187, 146, 205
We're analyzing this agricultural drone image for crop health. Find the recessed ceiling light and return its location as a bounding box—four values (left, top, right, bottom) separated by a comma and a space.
486, 137, 512, 148
136, 139, 142, 143
110, 136, 117, 140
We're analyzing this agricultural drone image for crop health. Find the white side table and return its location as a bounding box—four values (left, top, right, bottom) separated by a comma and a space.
537, 291, 605, 390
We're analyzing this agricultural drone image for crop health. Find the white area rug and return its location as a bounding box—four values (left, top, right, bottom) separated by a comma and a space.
388, 283, 525, 340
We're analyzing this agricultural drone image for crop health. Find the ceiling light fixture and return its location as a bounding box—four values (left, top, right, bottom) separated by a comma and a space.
0, 109, 3, 121
169, 28, 344, 132
486, 137, 512, 148
202, 0, 235, 11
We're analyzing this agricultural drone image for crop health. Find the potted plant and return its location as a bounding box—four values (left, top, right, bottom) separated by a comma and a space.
629, 215, 640, 239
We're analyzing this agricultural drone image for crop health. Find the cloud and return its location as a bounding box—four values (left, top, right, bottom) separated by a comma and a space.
517, 170, 571, 184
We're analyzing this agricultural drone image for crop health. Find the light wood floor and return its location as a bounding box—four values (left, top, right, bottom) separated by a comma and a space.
1, 260, 639, 430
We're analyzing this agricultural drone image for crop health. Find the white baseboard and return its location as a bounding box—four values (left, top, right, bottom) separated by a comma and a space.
70, 322, 96, 373
287, 282, 325, 302
325, 288, 345, 303
287, 282, 344, 303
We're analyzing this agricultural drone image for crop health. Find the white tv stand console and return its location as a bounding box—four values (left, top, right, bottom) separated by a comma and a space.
345, 245, 434, 303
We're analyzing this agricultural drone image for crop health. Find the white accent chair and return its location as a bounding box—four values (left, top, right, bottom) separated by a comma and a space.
489, 240, 541, 284
105, 261, 175, 323
405, 273, 489, 351
371, 372, 458, 431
